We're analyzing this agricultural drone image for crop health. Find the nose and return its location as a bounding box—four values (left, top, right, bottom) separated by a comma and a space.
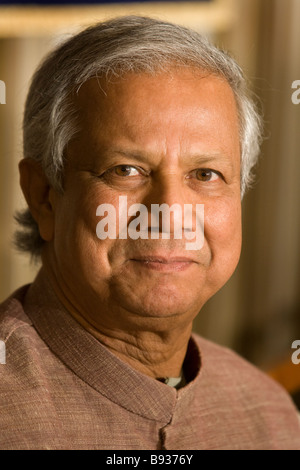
151, 171, 186, 206
142, 171, 193, 237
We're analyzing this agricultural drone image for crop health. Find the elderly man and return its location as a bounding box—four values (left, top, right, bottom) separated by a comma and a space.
0, 16, 299, 450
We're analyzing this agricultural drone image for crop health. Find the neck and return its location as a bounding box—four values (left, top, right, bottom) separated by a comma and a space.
52, 286, 192, 378
78, 321, 192, 379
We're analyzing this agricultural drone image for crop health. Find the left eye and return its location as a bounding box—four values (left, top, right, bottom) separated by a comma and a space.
112, 165, 140, 177
195, 169, 220, 182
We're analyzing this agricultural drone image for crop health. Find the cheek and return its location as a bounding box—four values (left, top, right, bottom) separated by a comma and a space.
205, 198, 242, 259
56, 183, 113, 236
53, 186, 107, 262
202, 199, 242, 294
55, 184, 134, 276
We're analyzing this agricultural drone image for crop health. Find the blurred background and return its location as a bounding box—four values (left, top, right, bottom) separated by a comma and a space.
0, 0, 299, 406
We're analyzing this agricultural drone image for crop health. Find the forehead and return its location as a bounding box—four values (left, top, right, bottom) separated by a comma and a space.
70, 69, 240, 166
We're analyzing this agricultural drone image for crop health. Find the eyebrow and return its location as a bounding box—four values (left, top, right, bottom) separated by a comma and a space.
101, 148, 154, 165
183, 153, 234, 168
100, 148, 234, 169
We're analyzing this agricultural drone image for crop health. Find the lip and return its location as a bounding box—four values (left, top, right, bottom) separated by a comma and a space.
130, 255, 197, 272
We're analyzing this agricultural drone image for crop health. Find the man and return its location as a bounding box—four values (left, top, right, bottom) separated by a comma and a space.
0, 16, 299, 450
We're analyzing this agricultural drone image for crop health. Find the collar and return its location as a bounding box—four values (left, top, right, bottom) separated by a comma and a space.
23, 269, 202, 424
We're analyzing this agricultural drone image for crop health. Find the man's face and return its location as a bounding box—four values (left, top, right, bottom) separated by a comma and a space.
46, 69, 242, 331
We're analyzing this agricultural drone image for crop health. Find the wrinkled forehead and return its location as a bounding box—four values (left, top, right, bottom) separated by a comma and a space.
74, 68, 238, 116
67, 70, 240, 169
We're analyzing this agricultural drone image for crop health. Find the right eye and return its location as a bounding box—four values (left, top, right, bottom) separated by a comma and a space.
111, 165, 141, 177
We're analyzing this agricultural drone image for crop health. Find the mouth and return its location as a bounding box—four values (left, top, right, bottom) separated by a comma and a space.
130, 255, 197, 272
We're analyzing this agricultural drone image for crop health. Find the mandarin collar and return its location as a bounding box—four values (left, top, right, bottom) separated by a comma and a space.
24, 269, 202, 424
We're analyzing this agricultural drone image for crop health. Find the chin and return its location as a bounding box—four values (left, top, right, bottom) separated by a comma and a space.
112, 281, 204, 324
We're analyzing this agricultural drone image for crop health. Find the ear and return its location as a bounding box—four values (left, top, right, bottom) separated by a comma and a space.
19, 158, 56, 242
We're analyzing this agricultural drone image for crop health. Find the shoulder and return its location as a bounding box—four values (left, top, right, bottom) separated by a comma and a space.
192, 333, 300, 423
0, 285, 52, 382
192, 332, 295, 401
190, 333, 300, 449
0, 285, 33, 343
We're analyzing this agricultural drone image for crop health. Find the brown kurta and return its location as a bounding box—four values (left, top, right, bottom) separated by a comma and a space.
0, 270, 299, 450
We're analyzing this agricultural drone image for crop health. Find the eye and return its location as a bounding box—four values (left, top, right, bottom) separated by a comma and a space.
194, 169, 220, 182
97, 164, 148, 185
112, 165, 140, 177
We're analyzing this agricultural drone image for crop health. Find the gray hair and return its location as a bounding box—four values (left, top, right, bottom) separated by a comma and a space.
15, 15, 263, 259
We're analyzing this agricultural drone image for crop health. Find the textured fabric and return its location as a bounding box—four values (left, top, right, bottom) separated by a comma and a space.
0, 269, 299, 450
